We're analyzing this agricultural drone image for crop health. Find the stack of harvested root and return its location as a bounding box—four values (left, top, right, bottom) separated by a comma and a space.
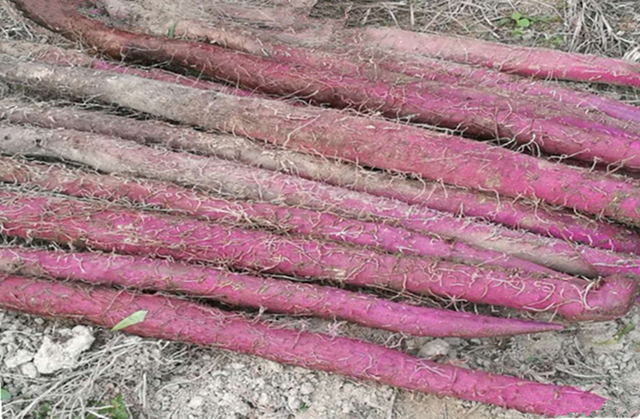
0, 0, 639, 416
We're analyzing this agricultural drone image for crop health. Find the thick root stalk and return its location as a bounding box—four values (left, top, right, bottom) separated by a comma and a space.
0, 246, 564, 337
358, 27, 640, 89
0, 274, 606, 416
0, 188, 637, 321
2, 124, 640, 280
2, 57, 640, 229
2, 98, 638, 255
0, 155, 555, 274
9, 2, 640, 169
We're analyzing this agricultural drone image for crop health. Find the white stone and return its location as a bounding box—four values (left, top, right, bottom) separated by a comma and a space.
4, 349, 35, 369
418, 339, 451, 359
299, 382, 314, 395
287, 396, 302, 411
34, 326, 95, 374
257, 392, 270, 406
187, 396, 205, 409
230, 362, 245, 370
20, 362, 38, 379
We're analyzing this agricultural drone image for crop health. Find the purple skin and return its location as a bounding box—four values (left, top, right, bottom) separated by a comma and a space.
11, 0, 640, 170
375, 52, 640, 128
89, 60, 260, 98
0, 246, 564, 337
0, 39, 258, 98
204, 93, 640, 228
0, 274, 606, 416
2, 93, 639, 256
258, 41, 640, 169
80, 34, 640, 171
5, 56, 640, 230
365, 179, 640, 257
0, 189, 637, 321
1, 125, 640, 279
128, 20, 640, 127
33, 34, 637, 247
360, 27, 640, 89
0, 156, 558, 275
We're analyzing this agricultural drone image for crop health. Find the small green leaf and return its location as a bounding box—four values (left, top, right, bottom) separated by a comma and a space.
614, 323, 635, 341
167, 23, 177, 39
510, 11, 522, 21
546, 34, 565, 48
1, 387, 11, 401
33, 403, 51, 419
595, 323, 636, 345
517, 17, 531, 28
104, 395, 128, 419
531, 15, 553, 23
498, 17, 512, 26
88, 395, 129, 419
112, 310, 147, 331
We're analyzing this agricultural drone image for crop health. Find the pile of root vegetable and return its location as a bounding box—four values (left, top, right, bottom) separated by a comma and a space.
1, 0, 640, 416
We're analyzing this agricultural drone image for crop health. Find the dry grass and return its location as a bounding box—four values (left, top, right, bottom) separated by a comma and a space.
312, 0, 640, 57
1, 312, 221, 419
322, 0, 640, 107
0, 0, 38, 41
0, 0, 72, 45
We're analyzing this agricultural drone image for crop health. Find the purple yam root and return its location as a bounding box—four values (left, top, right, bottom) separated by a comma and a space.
0, 274, 606, 416
0, 246, 564, 337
